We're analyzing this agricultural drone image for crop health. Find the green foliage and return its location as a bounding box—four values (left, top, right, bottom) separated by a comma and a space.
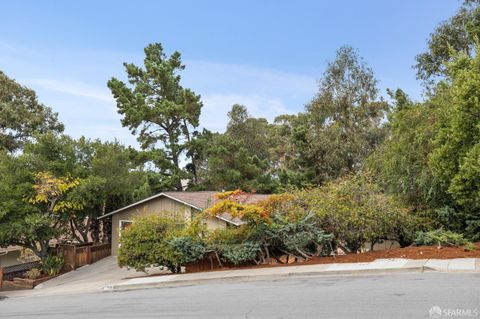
205, 226, 263, 265
369, 45, 480, 239
275, 47, 388, 187
464, 242, 477, 251
266, 212, 333, 259
167, 236, 205, 265
0, 71, 63, 152
367, 88, 448, 209
221, 242, 261, 265
428, 49, 480, 239
190, 105, 278, 193
0, 151, 63, 259
205, 193, 333, 264
0, 132, 156, 256
271, 114, 317, 188
108, 43, 202, 190
5, 4, 480, 268
295, 174, 422, 252
415, 229, 470, 247
118, 215, 190, 273
226, 104, 275, 161
415, 1, 480, 83
192, 131, 277, 193
41, 255, 64, 276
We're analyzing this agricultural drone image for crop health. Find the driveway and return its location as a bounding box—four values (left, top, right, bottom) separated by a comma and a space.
2, 256, 167, 297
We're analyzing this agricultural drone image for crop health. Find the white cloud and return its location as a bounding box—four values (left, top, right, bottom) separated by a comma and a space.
183, 60, 318, 132
27, 78, 114, 103
1, 41, 319, 143
201, 93, 294, 132
184, 59, 317, 99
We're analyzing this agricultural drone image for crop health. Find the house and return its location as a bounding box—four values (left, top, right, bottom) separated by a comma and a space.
0, 246, 23, 268
98, 191, 270, 256
0, 246, 40, 268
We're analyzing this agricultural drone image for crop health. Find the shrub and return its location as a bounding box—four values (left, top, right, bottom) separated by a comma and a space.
41, 255, 64, 276
24, 268, 42, 280
205, 197, 333, 265
415, 229, 470, 247
118, 183, 425, 270
266, 211, 333, 259
118, 215, 203, 273
463, 242, 476, 251
167, 236, 205, 265
206, 226, 259, 265
293, 174, 419, 252
221, 242, 261, 265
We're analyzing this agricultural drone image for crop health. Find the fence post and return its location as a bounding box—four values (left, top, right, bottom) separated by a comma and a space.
86, 246, 92, 265
0, 267, 3, 290
73, 246, 78, 270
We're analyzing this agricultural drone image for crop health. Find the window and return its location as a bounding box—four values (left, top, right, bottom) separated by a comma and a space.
118, 220, 133, 248
119, 220, 133, 236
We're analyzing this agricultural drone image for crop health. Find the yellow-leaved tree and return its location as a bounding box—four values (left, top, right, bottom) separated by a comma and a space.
22, 172, 83, 258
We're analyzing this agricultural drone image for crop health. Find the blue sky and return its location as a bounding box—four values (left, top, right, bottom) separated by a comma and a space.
0, 1, 460, 147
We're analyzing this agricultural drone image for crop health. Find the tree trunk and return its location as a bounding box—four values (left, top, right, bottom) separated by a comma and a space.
172, 153, 183, 191
183, 119, 198, 185
71, 218, 89, 243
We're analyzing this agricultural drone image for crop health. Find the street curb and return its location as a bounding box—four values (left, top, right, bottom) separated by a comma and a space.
103, 266, 434, 292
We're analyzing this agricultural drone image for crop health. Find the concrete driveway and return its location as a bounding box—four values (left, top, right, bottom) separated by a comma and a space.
3, 256, 167, 297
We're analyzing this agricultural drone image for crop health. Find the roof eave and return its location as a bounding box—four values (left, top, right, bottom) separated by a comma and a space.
97, 192, 203, 220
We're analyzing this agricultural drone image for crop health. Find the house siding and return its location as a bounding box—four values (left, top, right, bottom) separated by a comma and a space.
111, 197, 226, 256
0, 250, 22, 267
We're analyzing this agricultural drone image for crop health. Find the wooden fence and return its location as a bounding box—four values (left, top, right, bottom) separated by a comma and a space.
0, 244, 110, 289
58, 243, 111, 271
0, 261, 41, 289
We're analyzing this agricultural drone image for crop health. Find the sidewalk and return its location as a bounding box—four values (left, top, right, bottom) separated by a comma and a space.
104, 257, 480, 292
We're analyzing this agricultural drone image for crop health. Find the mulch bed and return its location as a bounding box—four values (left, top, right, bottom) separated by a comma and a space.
187, 243, 480, 273
138, 243, 480, 277
300, 242, 480, 265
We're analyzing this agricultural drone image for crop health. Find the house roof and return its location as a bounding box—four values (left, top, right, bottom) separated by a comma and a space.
98, 191, 271, 226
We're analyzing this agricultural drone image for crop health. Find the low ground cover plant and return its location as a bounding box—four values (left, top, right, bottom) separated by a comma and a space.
415, 229, 472, 248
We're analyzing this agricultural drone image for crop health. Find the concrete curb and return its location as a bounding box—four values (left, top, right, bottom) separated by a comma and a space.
103, 266, 434, 292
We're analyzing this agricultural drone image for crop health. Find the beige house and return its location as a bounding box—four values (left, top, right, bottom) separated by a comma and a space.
0, 246, 23, 268
98, 191, 270, 256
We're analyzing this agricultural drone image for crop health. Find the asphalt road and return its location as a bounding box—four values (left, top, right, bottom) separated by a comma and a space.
1, 273, 479, 318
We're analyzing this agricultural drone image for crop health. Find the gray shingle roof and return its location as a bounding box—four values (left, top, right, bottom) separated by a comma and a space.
98, 191, 271, 225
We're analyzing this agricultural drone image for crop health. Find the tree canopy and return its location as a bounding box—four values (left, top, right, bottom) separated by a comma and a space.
415, 0, 480, 83
273, 46, 388, 187
2, 0, 480, 257
0, 71, 64, 152
108, 43, 203, 190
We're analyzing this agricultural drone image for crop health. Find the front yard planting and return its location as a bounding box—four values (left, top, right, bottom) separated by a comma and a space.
118, 184, 476, 275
